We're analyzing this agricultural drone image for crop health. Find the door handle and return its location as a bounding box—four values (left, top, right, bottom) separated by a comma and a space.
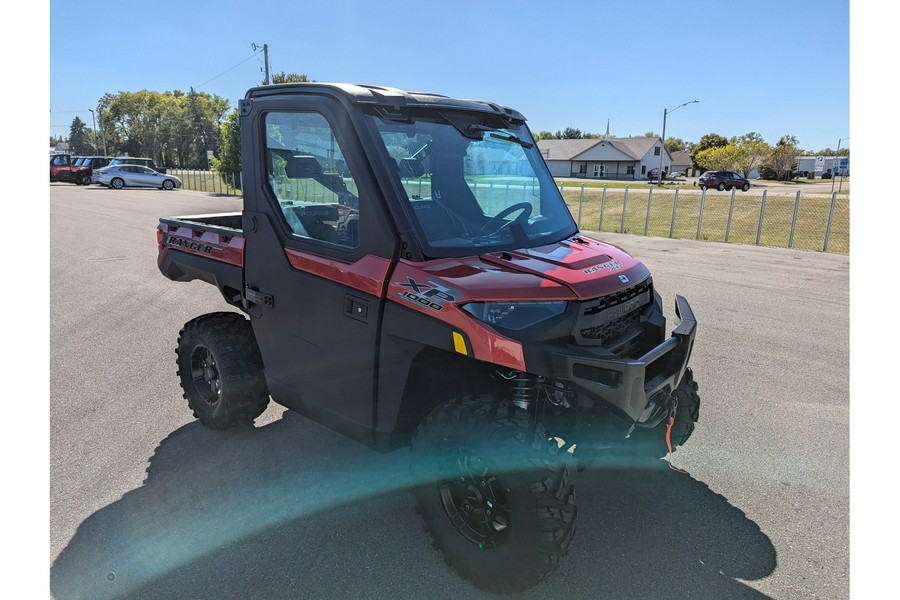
344, 294, 369, 323
244, 285, 274, 309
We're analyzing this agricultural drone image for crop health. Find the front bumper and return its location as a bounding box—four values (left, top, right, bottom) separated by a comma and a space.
550, 295, 697, 423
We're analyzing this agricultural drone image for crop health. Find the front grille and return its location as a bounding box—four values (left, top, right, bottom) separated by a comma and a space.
575, 278, 653, 349
580, 312, 642, 344
583, 279, 653, 316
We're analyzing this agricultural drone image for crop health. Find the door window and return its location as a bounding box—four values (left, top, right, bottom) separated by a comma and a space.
264, 112, 361, 248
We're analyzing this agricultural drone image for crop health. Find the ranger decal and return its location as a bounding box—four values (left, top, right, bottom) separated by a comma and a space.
167, 235, 215, 254
583, 259, 622, 275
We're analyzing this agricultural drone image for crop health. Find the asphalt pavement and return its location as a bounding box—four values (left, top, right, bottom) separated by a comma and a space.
49, 184, 849, 599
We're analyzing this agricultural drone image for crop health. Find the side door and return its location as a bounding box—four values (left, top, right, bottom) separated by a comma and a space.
241, 98, 398, 446
136, 166, 163, 187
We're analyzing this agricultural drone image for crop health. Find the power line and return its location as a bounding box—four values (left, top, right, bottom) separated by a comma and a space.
195, 51, 259, 90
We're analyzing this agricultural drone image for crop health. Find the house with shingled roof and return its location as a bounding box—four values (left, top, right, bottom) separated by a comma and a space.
537, 136, 672, 180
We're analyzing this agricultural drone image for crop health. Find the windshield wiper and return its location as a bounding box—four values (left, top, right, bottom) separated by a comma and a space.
465, 124, 533, 149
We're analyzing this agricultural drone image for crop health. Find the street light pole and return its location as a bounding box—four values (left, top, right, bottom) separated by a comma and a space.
657, 100, 699, 185
96, 106, 108, 156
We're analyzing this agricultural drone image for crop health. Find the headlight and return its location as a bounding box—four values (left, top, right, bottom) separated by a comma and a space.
461, 301, 567, 330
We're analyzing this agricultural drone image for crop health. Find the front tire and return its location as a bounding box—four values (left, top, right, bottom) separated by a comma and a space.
162, 179, 175, 190
175, 312, 270, 429
717, 182, 726, 191
80, 174, 92, 186
625, 368, 700, 458
742, 182, 750, 192
411, 395, 576, 593
111, 177, 125, 189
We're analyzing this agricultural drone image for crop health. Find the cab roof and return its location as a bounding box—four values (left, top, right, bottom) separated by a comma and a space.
244, 82, 526, 123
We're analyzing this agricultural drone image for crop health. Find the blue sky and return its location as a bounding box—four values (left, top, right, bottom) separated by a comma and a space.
49, 0, 850, 152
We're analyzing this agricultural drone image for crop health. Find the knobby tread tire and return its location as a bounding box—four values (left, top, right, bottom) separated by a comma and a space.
175, 312, 269, 429
626, 367, 700, 458
411, 395, 576, 593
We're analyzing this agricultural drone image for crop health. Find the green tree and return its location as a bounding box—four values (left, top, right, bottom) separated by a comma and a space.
664, 137, 689, 153
211, 109, 242, 189
99, 89, 230, 168
533, 130, 557, 140
690, 133, 729, 170
555, 127, 583, 139
807, 147, 850, 157
69, 116, 92, 154
760, 135, 800, 180
268, 71, 310, 84
731, 132, 770, 177
694, 144, 745, 172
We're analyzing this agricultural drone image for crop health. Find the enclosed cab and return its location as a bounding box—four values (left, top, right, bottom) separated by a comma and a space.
158, 83, 700, 593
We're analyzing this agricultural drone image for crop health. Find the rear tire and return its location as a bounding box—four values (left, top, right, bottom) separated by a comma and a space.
176, 312, 269, 429
411, 395, 576, 593
717, 182, 726, 191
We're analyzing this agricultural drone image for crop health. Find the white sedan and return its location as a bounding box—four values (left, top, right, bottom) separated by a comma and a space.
93, 165, 182, 190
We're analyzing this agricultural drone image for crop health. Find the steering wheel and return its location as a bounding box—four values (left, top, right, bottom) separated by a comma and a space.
478, 202, 533, 236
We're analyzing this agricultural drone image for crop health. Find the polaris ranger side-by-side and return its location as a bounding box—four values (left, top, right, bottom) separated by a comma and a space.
157, 83, 700, 592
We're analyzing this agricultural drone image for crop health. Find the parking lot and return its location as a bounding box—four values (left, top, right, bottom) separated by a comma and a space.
49, 183, 849, 599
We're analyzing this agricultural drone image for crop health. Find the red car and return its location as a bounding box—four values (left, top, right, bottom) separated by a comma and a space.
50, 154, 103, 185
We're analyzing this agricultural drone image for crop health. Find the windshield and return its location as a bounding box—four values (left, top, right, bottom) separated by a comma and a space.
370, 112, 576, 257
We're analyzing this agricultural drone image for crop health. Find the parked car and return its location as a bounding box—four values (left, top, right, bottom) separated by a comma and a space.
50, 154, 99, 185
75, 156, 113, 170
94, 164, 182, 190
108, 157, 166, 174
646, 167, 667, 180
669, 170, 684, 178
698, 170, 750, 192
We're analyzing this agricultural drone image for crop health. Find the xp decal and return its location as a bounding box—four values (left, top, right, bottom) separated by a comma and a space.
397, 277, 457, 312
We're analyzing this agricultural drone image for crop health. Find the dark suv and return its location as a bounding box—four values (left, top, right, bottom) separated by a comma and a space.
109, 157, 166, 174
74, 156, 112, 169
698, 170, 750, 192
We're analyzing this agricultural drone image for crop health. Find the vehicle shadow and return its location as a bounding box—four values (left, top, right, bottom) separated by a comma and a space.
50, 412, 775, 599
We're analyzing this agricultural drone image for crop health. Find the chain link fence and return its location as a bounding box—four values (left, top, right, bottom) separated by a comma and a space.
560, 184, 849, 254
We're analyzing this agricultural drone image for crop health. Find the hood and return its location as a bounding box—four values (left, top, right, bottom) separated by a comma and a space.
480, 235, 650, 300
390, 235, 650, 304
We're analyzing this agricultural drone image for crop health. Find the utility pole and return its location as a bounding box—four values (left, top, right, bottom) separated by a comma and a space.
253, 42, 270, 85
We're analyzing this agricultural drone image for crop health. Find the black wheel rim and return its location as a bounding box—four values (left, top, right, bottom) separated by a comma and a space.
189, 344, 221, 405
439, 452, 511, 549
